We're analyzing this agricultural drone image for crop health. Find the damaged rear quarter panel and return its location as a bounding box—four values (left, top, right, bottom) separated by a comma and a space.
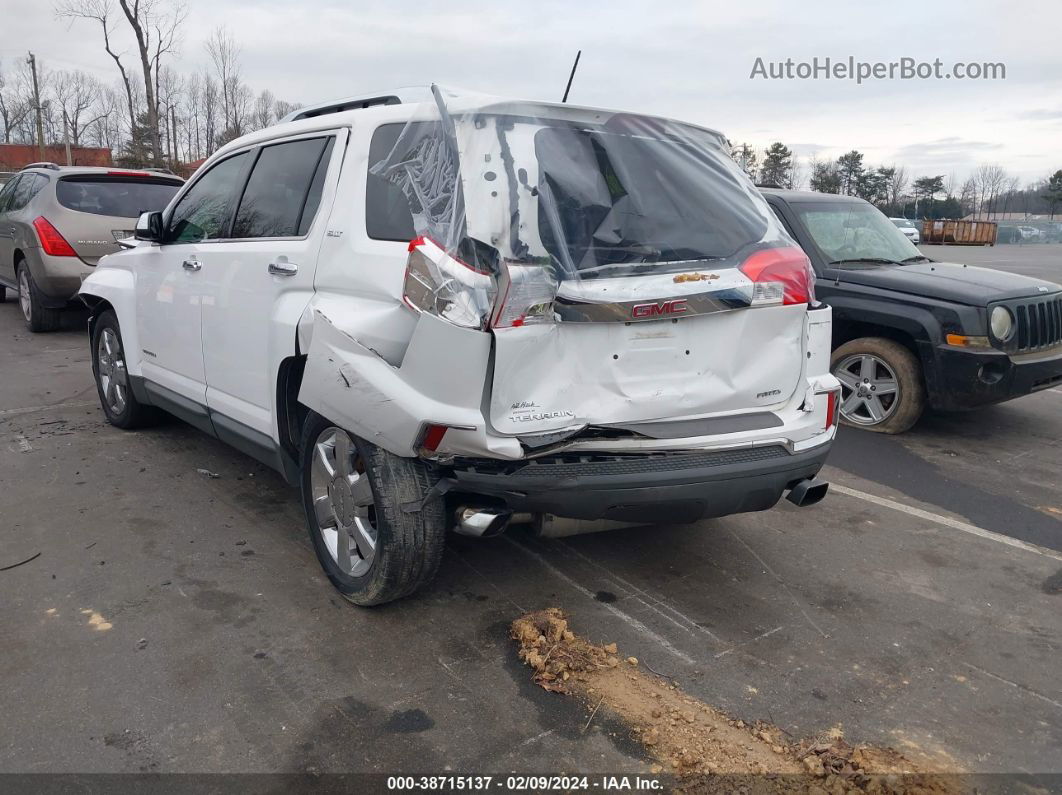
298, 308, 494, 456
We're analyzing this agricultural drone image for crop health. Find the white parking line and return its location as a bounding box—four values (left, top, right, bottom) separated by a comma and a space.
831, 483, 1062, 562
503, 536, 698, 665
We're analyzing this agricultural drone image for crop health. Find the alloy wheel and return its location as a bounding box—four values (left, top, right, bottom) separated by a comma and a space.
96, 327, 129, 415
18, 269, 31, 322
309, 427, 377, 577
833, 353, 900, 426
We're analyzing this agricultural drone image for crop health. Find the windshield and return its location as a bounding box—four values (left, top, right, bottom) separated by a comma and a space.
798, 202, 921, 263
370, 93, 789, 283
56, 178, 180, 218
891, 218, 916, 229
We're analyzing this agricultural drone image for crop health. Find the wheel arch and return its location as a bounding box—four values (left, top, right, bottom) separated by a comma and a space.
77, 267, 143, 377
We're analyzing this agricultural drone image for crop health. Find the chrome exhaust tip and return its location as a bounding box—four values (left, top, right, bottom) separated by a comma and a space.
453, 506, 512, 538
786, 477, 829, 508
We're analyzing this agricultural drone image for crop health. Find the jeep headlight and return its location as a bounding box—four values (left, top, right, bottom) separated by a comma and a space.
990, 306, 1014, 341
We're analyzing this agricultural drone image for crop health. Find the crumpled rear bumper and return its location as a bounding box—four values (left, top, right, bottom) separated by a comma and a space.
447, 440, 832, 523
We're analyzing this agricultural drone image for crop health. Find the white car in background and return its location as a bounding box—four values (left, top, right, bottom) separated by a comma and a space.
889, 217, 921, 245
77, 86, 839, 605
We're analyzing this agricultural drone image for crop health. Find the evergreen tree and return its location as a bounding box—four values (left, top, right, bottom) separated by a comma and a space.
759, 142, 793, 188
836, 150, 864, 195
1042, 170, 1062, 219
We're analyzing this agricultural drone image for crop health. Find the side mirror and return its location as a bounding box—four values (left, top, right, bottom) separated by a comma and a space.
135, 211, 164, 243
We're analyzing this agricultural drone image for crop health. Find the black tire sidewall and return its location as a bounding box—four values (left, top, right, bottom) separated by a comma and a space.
298, 412, 446, 606
831, 338, 925, 434
300, 414, 383, 597
91, 311, 136, 427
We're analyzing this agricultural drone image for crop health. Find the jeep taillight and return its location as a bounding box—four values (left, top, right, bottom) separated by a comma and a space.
402, 237, 497, 330
738, 246, 814, 306
33, 217, 77, 257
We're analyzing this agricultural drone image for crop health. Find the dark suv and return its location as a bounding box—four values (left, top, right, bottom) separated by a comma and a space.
0, 164, 182, 331
763, 189, 1062, 433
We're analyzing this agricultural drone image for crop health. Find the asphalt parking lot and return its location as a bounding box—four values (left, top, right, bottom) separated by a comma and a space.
1, 244, 1060, 780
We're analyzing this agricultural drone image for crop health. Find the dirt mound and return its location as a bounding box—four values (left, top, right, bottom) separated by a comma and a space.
511, 609, 961, 794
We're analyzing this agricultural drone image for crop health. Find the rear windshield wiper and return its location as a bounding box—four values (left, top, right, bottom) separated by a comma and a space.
828, 257, 904, 266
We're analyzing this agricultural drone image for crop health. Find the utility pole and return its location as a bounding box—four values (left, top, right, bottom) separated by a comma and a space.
27, 52, 45, 162
171, 105, 178, 169
62, 109, 72, 165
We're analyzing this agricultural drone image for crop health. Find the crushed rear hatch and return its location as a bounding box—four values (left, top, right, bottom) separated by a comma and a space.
369, 89, 815, 440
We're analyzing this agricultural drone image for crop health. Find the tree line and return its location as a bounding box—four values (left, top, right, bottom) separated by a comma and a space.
730, 140, 1062, 220
0, 0, 299, 171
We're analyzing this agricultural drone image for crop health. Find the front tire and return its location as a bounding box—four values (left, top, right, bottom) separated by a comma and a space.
18, 262, 62, 333
91, 310, 159, 428
300, 412, 446, 606
831, 338, 925, 434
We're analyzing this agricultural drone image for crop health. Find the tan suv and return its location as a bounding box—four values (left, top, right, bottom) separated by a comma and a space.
0, 163, 182, 331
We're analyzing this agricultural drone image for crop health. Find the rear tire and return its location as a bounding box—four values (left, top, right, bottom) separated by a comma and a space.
831, 338, 925, 434
91, 310, 160, 429
300, 411, 446, 606
17, 261, 62, 333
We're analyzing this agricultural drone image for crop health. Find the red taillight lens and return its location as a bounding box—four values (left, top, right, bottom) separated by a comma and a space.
32, 217, 77, 257
824, 389, 840, 430
738, 246, 814, 305
418, 423, 448, 453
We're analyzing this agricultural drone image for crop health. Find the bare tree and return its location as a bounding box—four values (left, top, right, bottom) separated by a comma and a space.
974, 164, 1006, 219
54, 70, 104, 147
884, 164, 908, 210
0, 59, 35, 144
206, 27, 244, 139
959, 177, 977, 217
57, 0, 185, 165
57, 0, 139, 157
251, 88, 274, 131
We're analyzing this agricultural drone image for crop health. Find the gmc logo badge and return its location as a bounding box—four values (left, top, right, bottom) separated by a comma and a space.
631, 299, 690, 319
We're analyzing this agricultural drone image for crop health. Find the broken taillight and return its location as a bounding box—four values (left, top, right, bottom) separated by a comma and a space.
738, 246, 815, 306
403, 237, 557, 330
402, 237, 497, 329
490, 263, 558, 329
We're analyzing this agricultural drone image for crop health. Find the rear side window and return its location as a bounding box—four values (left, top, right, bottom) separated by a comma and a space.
366, 123, 419, 242
167, 152, 250, 243
56, 179, 180, 218
232, 137, 332, 239
8, 174, 48, 212
0, 176, 21, 213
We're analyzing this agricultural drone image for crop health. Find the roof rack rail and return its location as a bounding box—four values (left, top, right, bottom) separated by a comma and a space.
21, 162, 61, 171
278, 86, 435, 124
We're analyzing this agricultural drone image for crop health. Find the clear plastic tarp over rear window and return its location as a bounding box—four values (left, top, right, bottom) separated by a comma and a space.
368, 87, 795, 285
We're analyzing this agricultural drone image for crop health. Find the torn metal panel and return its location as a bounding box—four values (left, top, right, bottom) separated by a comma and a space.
298, 309, 521, 458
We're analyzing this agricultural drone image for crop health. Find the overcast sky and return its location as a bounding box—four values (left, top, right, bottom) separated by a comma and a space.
3, 0, 1060, 182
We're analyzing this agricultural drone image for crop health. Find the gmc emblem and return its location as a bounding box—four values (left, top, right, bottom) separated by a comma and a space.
631, 299, 690, 319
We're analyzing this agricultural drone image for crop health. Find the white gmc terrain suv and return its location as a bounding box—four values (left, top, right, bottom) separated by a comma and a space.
79, 87, 840, 605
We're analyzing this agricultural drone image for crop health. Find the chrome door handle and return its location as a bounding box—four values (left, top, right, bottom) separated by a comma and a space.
268, 260, 298, 276
182, 259, 201, 272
